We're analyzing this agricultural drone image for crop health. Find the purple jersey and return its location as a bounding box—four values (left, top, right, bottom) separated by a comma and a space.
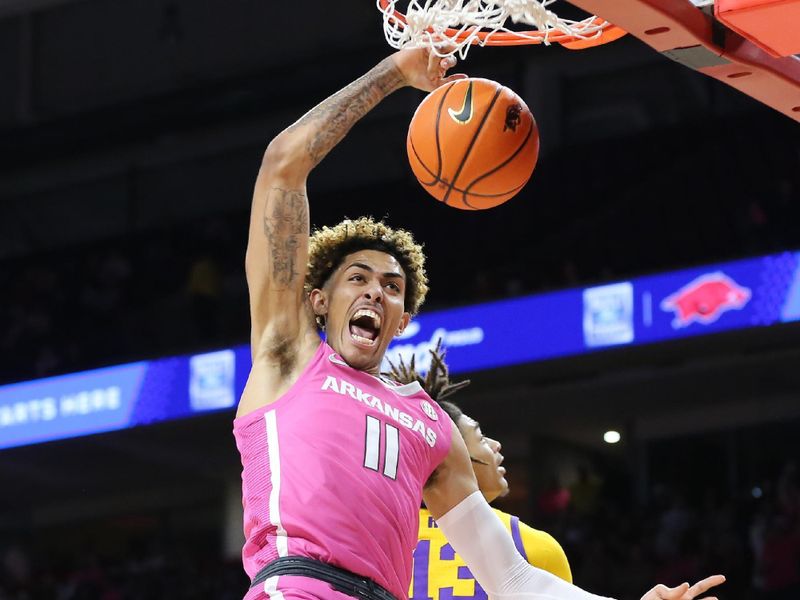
234, 341, 452, 600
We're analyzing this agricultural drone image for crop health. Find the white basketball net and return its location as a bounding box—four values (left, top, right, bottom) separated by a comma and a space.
378, 0, 609, 58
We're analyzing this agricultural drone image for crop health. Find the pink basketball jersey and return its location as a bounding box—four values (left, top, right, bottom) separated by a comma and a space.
233, 341, 453, 600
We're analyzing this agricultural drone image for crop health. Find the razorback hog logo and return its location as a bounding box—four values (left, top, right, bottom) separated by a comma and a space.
660, 272, 751, 328
504, 104, 522, 132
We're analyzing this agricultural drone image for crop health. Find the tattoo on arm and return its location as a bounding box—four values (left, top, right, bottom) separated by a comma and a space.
263, 188, 308, 289
293, 59, 405, 167
259, 61, 402, 288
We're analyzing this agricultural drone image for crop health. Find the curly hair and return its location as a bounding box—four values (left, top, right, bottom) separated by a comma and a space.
389, 341, 472, 499
385, 339, 470, 408
305, 217, 428, 320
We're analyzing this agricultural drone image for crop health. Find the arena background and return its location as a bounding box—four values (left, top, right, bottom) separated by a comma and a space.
0, 0, 799, 598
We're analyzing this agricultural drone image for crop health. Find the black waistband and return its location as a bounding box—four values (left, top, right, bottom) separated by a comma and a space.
250, 556, 397, 600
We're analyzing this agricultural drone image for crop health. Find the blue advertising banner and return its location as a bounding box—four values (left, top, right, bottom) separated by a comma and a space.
2, 251, 799, 450
384, 252, 800, 373
0, 347, 252, 450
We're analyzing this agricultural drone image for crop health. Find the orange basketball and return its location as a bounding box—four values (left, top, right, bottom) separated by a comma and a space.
407, 78, 539, 210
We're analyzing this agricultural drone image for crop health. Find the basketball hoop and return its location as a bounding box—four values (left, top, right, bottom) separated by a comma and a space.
377, 0, 626, 57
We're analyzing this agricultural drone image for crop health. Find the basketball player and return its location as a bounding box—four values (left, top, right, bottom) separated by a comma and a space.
387, 346, 572, 599
234, 46, 724, 600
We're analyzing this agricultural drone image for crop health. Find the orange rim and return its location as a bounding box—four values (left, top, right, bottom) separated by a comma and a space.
378, 0, 626, 48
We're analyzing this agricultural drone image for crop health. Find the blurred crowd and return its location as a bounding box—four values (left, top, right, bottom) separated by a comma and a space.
0, 216, 249, 386
535, 461, 800, 600
1, 461, 798, 600
1, 167, 798, 387
0, 542, 246, 600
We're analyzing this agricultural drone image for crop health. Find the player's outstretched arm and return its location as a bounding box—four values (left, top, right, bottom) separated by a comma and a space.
245, 48, 463, 356
424, 426, 725, 600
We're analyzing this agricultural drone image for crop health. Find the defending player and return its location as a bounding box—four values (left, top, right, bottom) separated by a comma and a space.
235, 45, 725, 600
387, 346, 572, 599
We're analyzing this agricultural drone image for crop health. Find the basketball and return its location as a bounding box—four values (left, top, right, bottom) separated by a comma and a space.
407, 77, 539, 210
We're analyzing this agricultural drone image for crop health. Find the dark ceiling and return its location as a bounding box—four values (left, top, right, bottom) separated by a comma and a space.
0, 0, 796, 261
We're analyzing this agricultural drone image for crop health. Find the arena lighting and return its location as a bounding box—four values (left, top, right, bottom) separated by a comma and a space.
603, 431, 622, 444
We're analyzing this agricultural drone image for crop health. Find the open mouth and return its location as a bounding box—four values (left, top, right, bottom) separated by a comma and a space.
349, 308, 382, 347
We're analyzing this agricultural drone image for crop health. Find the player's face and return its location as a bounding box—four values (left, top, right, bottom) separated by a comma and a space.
457, 414, 508, 503
316, 249, 410, 374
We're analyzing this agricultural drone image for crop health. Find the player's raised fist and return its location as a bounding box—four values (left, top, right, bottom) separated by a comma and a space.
392, 46, 467, 92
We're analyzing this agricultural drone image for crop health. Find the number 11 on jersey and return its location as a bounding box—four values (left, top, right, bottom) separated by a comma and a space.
364, 415, 399, 479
